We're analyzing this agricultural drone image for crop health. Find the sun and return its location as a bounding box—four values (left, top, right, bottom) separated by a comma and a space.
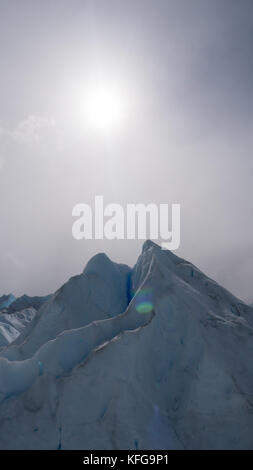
84, 84, 125, 132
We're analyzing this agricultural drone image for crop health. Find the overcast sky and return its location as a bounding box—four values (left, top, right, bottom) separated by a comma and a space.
0, 0, 253, 301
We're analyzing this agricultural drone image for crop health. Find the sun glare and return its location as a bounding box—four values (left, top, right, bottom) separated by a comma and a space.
84, 84, 125, 132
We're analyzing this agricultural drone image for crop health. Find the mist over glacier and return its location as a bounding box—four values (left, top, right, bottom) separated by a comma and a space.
0, 241, 253, 449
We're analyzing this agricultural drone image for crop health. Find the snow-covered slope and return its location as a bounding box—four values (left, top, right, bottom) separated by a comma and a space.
0, 241, 253, 449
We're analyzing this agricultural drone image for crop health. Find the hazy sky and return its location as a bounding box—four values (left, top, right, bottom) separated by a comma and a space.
0, 0, 253, 301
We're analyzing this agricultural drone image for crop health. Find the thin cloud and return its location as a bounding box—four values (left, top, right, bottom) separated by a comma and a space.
0, 115, 56, 145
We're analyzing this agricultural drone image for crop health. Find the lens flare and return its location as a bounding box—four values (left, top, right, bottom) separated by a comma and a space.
135, 288, 153, 314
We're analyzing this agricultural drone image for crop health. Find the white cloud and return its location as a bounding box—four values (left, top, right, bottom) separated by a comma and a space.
0, 115, 56, 145
13, 115, 56, 145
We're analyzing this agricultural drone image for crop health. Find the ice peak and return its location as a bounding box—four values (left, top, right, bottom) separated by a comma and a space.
83, 252, 116, 274
0, 293, 16, 309
141, 240, 161, 253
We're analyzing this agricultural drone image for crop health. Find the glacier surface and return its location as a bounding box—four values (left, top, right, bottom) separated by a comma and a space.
0, 294, 16, 310
0, 241, 253, 449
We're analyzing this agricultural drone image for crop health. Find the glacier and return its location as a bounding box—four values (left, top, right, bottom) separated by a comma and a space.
0, 240, 253, 449
0, 293, 51, 349
0, 294, 16, 310
6, 294, 52, 314
0, 308, 36, 348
